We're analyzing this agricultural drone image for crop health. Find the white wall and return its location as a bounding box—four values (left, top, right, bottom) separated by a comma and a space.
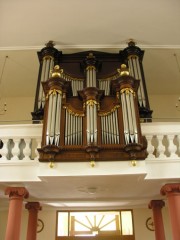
133, 207, 172, 240
0, 97, 34, 123
149, 94, 180, 121
0, 207, 173, 240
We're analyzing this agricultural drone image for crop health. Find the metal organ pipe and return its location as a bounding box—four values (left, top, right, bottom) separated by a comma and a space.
90, 104, 94, 143
86, 104, 90, 144
93, 104, 97, 143
85, 62, 98, 145
46, 93, 53, 145
49, 92, 57, 144
135, 57, 146, 107
61, 72, 84, 96
38, 57, 55, 109
54, 93, 61, 145
86, 66, 96, 87
120, 88, 138, 144
86, 101, 98, 145
114, 110, 120, 144
46, 90, 62, 146
64, 109, 83, 145
100, 109, 120, 145
121, 92, 129, 144
128, 56, 146, 108
99, 80, 110, 96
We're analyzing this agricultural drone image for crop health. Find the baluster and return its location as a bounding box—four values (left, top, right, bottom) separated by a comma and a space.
146, 135, 155, 159
167, 134, 178, 158
11, 138, 21, 161
23, 138, 31, 161
156, 135, 166, 159
177, 135, 180, 156
0, 139, 9, 160
34, 137, 41, 161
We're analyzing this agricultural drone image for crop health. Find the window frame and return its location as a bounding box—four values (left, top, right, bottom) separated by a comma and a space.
56, 209, 135, 240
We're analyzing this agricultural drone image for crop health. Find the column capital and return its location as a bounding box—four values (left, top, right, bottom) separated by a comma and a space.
161, 183, 180, 196
149, 200, 165, 209
5, 187, 29, 199
25, 202, 42, 211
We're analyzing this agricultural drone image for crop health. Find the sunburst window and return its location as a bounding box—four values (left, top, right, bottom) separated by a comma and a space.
56, 210, 134, 238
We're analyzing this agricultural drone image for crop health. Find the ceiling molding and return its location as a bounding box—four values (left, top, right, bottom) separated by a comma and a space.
1, 45, 180, 51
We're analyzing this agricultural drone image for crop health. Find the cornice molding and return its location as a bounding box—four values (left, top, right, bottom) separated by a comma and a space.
1, 44, 180, 51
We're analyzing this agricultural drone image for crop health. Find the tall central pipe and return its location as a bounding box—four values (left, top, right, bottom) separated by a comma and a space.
81, 53, 101, 146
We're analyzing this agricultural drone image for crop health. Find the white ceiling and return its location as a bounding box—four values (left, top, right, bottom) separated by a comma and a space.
0, 0, 180, 210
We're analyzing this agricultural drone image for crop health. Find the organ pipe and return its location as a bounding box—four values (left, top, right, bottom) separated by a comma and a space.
64, 108, 83, 145
86, 66, 96, 87
32, 41, 60, 121
119, 40, 152, 119
86, 100, 98, 145
120, 88, 138, 144
46, 89, 62, 146
100, 108, 120, 145
38, 56, 55, 109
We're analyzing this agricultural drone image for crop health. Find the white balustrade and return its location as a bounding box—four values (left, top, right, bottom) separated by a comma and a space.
145, 135, 155, 159
22, 137, 31, 161
167, 134, 177, 158
0, 124, 42, 162
0, 138, 9, 160
156, 134, 166, 159
34, 137, 41, 161
141, 122, 180, 160
11, 138, 21, 161
0, 122, 180, 163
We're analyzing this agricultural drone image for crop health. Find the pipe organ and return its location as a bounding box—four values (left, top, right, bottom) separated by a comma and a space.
119, 40, 152, 119
32, 41, 61, 120
37, 44, 148, 163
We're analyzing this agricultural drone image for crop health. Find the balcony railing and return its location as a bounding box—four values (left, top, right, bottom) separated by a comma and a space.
0, 122, 180, 162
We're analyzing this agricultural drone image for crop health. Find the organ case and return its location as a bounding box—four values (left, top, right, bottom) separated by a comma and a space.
37, 53, 147, 163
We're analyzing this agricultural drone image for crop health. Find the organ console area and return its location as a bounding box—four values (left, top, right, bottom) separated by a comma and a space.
34, 41, 150, 163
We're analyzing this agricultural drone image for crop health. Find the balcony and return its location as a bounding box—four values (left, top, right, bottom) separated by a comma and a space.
0, 121, 180, 182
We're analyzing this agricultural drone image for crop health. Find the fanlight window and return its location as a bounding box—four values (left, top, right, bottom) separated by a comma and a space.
56, 210, 133, 237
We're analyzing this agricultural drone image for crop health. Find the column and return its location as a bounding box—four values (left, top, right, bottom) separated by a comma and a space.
148, 200, 166, 240
5, 187, 29, 240
161, 183, 180, 240
25, 202, 42, 240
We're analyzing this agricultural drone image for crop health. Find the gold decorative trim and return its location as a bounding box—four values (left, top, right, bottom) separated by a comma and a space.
51, 65, 63, 78
61, 72, 84, 82
120, 88, 134, 95
128, 55, 138, 59
42, 55, 54, 60
99, 104, 120, 116
46, 89, 62, 99
118, 64, 129, 76
98, 73, 120, 82
86, 65, 96, 71
86, 99, 98, 106
63, 106, 84, 117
